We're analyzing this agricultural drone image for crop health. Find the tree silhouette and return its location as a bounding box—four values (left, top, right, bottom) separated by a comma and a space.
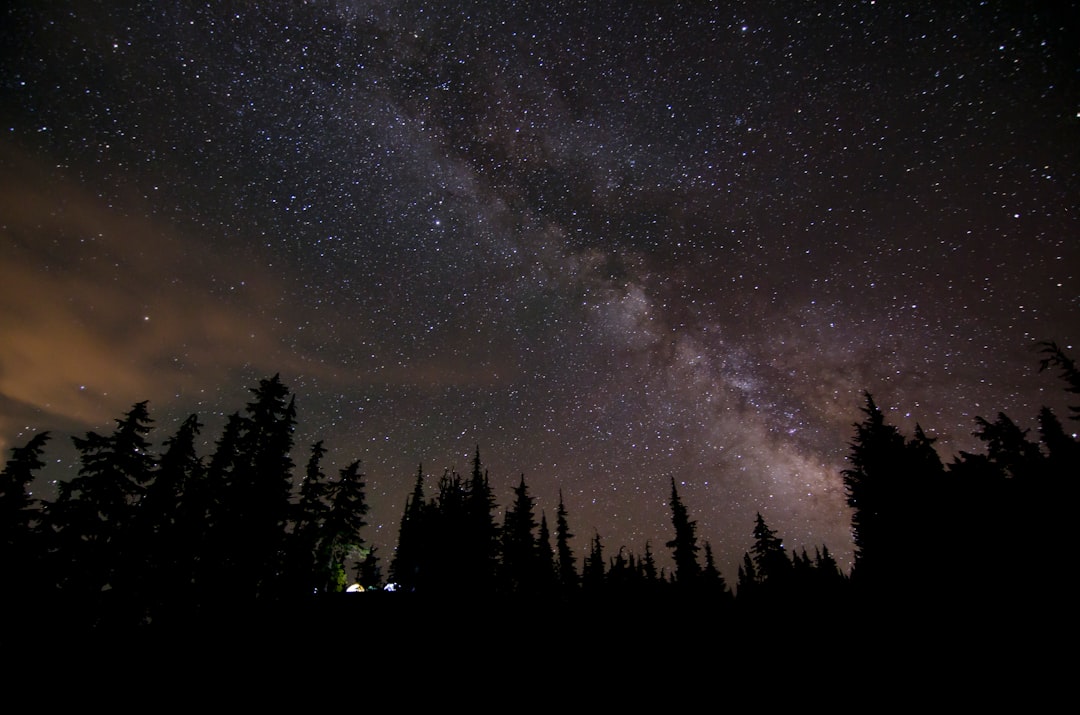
665, 478, 700, 587
701, 541, 732, 602
284, 440, 333, 596
389, 464, 428, 592
750, 512, 790, 586
842, 393, 913, 593
536, 511, 558, 595
462, 447, 499, 591
201, 375, 297, 601
581, 530, 605, 592
499, 474, 539, 595
1038, 340, 1080, 419
0, 431, 50, 592
49, 401, 156, 601
554, 490, 579, 592
317, 459, 369, 593
133, 413, 204, 619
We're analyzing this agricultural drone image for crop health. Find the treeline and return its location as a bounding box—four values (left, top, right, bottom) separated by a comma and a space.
1, 342, 1077, 632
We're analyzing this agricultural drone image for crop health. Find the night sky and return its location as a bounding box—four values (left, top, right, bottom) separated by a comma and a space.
2, 1, 1076, 581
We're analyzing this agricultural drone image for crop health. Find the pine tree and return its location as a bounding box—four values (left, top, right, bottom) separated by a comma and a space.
701, 541, 732, 601
554, 489, 579, 592
639, 541, 659, 585
134, 414, 203, 616
499, 474, 539, 594
581, 530, 605, 592
389, 464, 427, 592
317, 460, 369, 593
1038, 340, 1080, 420
49, 401, 156, 598
285, 440, 332, 596
665, 478, 700, 587
536, 511, 558, 594
750, 512, 790, 586
202, 375, 298, 600
0, 432, 50, 589
462, 447, 499, 591
355, 546, 382, 590
736, 552, 757, 601
842, 393, 910, 589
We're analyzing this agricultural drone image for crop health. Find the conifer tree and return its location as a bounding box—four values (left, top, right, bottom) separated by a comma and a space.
134, 414, 203, 615
499, 474, 539, 594
639, 541, 659, 585
554, 489, 579, 591
665, 478, 700, 586
463, 447, 499, 590
0, 432, 50, 589
49, 401, 156, 598
1038, 340, 1080, 419
750, 512, 790, 586
701, 541, 732, 601
285, 440, 332, 596
203, 375, 298, 600
355, 546, 382, 590
536, 511, 558, 594
317, 459, 369, 593
842, 393, 911, 589
390, 464, 427, 592
736, 552, 757, 601
581, 530, 605, 592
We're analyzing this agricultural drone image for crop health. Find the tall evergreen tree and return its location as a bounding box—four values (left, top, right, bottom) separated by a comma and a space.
0, 432, 50, 590
317, 460, 369, 593
284, 440, 332, 596
750, 512, 790, 586
736, 552, 758, 601
536, 511, 558, 595
639, 541, 659, 585
1038, 340, 1080, 420
49, 401, 156, 598
133, 414, 203, 617
389, 464, 427, 592
462, 447, 500, 591
842, 393, 912, 590
581, 530, 605, 592
203, 375, 298, 600
701, 541, 732, 601
665, 479, 700, 587
554, 490, 579, 592
499, 474, 539, 594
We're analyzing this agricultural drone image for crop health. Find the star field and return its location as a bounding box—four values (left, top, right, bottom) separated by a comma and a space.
1, 1, 1077, 580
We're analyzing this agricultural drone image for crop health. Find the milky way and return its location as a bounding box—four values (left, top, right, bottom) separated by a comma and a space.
2, 2, 1076, 580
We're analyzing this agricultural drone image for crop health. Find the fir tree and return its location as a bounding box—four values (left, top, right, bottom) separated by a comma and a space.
750, 512, 790, 586
389, 464, 427, 592
842, 393, 911, 590
736, 552, 757, 601
499, 474, 539, 594
317, 460, 369, 593
701, 541, 732, 601
1038, 340, 1080, 419
554, 489, 579, 591
134, 414, 204, 616
49, 401, 156, 598
665, 478, 700, 586
581, 530, 605, 592
0, 432, 50, 589
536, 511, 558, 594
639, 541, 659, 585
462, 447, 499, 591
285, 440, 332, 596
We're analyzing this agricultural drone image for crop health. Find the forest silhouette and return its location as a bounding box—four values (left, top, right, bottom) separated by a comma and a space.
1, 341, 1076, 651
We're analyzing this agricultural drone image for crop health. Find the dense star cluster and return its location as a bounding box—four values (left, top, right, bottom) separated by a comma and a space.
1, 1, 1076, 580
